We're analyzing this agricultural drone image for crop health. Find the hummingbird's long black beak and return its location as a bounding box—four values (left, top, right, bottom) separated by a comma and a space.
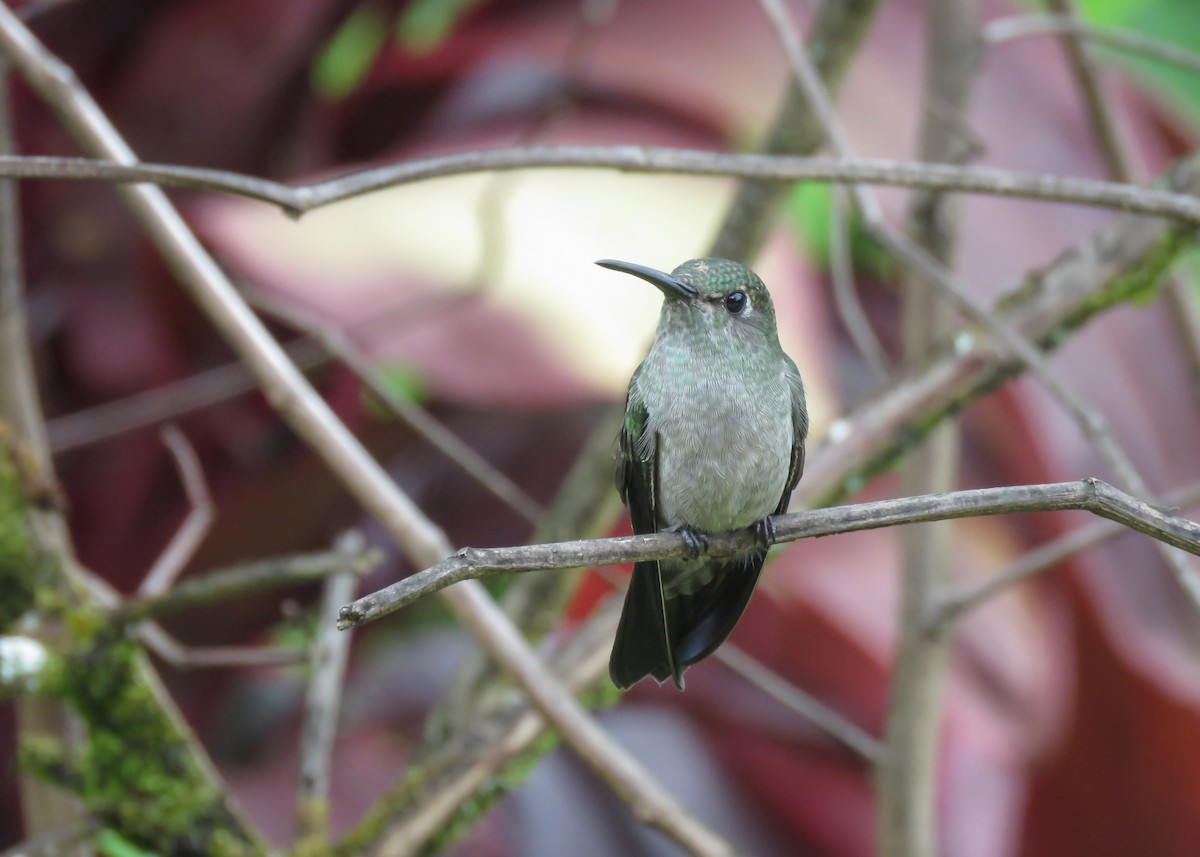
596, 259, 698, 301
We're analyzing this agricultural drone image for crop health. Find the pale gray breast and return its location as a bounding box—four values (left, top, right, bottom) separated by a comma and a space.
641, 358, 793, 533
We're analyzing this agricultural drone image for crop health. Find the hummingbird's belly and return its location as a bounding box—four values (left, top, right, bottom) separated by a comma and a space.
653, 383, 793, 533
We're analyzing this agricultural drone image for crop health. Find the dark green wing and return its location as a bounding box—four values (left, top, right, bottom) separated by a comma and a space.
610, 373, 680, 690
774, 354, 809, 516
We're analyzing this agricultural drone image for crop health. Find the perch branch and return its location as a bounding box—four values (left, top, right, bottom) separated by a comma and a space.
340, 479, 1200, 628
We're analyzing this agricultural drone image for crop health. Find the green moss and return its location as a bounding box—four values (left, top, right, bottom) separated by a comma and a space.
18, 734, 82, 790
292, 799, 329, 857
1046, 231, 1185, 342
0, 425, 51, 632
32, 624, 261, 857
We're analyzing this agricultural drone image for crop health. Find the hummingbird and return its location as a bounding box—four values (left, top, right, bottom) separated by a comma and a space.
596, 257, 808, 690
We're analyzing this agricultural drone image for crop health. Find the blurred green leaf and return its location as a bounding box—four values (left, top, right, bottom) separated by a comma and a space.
312, 3, 388, 100
363, 364, 429, 420
1068, 0, 1200, 131
788, 183, 888, 275
95, 829, 158, 857
396, 0, 486, 55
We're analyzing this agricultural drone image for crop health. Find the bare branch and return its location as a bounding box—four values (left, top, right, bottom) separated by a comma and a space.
340, 479, 1200, 629
0, 150, 1197, 224
120, 547, 381, 624
81, 566, 308, 671
828, 186, 890, 381
251, 291, 544, 526
295, 536, 361, 846
985, 14, 1200, 78
147, 640, 304, 671
1006, 1, 1200, 610
714, 644, 884, 763
45, 290, 465, 453
1042, 0, 1134, 182
46, 338, 328, 452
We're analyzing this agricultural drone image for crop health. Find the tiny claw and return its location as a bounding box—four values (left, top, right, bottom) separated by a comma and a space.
753, 516, 776, 549
667, 524, 709, 559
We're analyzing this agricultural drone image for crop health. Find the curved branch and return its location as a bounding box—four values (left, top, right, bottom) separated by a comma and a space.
0, 150, 1199, 223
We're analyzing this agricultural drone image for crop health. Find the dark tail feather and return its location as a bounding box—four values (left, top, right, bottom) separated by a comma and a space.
610, 551, 767, 690
609, 560, 680, 690
668, 550, 766, 668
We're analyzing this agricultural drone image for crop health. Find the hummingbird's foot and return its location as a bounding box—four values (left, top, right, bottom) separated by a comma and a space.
753, 516, 777, 549
666, 524, 709, 559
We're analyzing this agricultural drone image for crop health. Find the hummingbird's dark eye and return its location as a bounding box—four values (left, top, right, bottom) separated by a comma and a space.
724, 291, 748, 314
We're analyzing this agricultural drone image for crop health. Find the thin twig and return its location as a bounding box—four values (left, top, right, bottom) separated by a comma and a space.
1042, 0, 1133, 182
81, 566, 308, 670
251, 291, 544, 526
985, 14, 1200, 78
0, 7, 737, 853
423, 408, 623, 745
121, 547, 382, 623
295, 536, 361, 846
828, 185, 890, 380
714, 644, 884, 763
46, 289, 471, 453
989, 5, 1200, 403
138, 425, 214, 597
46, 337, 329, 452
148, 639, 304, 670
933, 482, 1200, 629
340, 479, 1200, 628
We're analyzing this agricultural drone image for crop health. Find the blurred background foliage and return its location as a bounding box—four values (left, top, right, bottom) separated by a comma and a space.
4, 0, 1200, 855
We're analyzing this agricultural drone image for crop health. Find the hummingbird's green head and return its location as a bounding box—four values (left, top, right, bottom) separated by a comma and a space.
595, 257, 780, 343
